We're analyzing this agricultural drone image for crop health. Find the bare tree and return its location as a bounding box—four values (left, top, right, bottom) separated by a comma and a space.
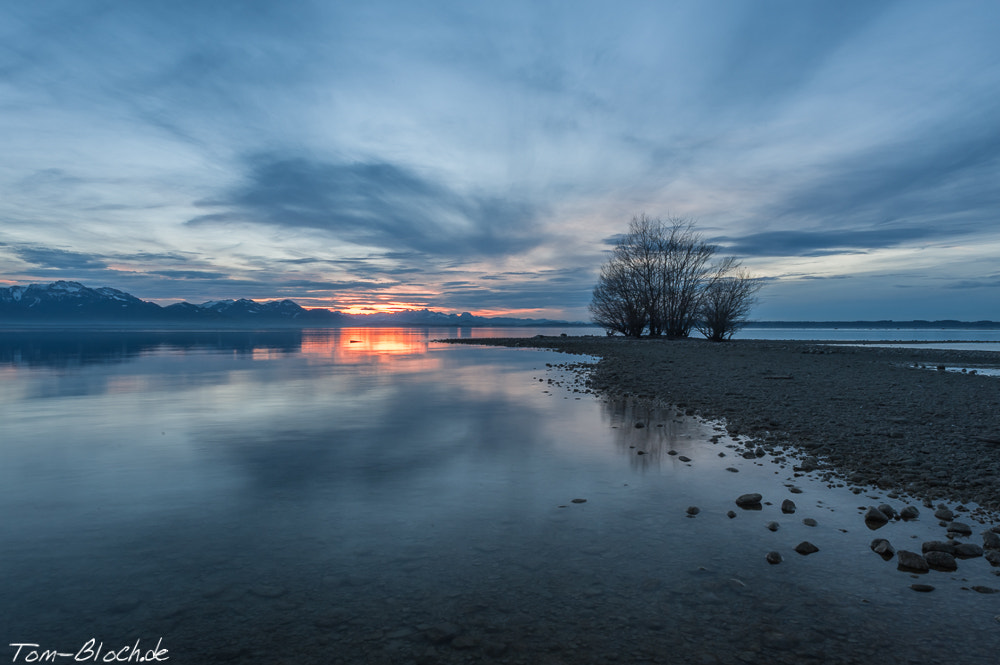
696, 266, 763, 341
589, 254, 647, 337
590, 214, 762, 339
657, 219, 719, 338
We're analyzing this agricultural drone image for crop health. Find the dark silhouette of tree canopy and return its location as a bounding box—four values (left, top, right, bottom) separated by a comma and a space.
696, 266, 763, 341
589, 214, 761, 339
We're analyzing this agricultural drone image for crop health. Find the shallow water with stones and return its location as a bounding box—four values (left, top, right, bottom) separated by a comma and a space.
1, 328, 998, 664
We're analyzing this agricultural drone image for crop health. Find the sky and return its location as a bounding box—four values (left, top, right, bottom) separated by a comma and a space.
1, 1, 999, 321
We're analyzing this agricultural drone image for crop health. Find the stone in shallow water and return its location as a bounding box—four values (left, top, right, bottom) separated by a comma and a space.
934, 507, 955, 521
803, 518, 818, 527
794, 541, 819, 555
954, 543, 983, 558
870, 538, 895, 559
971, 586, 1000, 594
900, 505, 920, 520
735, 493, 763, 508
910, 584, 935, 592
766, 551, 782, 565
877, 503, 897, 519
924, 551, 958, 571
922, 540, 956, 554
864, 506, 890, 526
686, 506, 700, 516
897, 550, 930, 572
983, 531, 1000, 550
765, 521, 779, 532
948, 522, 973, 537
425, 623, 460, 645
781, 499, 797, 514
571, 498, 587, 504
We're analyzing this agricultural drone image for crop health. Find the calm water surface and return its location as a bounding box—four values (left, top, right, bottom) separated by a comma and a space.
2, 328, 998, 664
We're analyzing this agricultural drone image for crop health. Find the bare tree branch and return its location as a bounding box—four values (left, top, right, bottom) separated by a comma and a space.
590, 214, 762, 340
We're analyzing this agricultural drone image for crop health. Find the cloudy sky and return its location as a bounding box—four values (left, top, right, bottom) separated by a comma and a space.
2, 1, 999, 320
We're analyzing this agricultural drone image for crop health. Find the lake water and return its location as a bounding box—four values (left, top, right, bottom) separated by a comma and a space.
2, 327, 999, 664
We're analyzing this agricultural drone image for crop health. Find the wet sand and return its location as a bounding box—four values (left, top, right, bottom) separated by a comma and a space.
443, 336, 1000, 513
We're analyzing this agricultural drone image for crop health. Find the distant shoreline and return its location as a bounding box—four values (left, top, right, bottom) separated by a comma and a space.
443, 336, 1000, 515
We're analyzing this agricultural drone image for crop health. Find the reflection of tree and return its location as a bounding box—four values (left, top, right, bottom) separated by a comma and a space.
600, 396, 700, 469
0, 330, 303, 368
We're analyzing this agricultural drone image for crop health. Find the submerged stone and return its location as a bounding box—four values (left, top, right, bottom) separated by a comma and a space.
794, 541, 819, 555
924, 551, 958, 571
897, 550, 930, 573
735, 493, 763, 508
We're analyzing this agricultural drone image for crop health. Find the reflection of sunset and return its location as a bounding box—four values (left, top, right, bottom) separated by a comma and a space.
300, 328, 442, 371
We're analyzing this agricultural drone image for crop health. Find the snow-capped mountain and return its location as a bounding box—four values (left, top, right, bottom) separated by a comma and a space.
0, 281, 576, 327
0, 281, 162, 319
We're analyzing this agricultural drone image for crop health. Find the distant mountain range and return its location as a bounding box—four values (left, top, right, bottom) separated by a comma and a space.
0, 281, 580, 327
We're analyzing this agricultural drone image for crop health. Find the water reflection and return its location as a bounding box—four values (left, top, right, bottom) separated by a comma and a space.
2, 332, 999, 664
0, 329, 303, 367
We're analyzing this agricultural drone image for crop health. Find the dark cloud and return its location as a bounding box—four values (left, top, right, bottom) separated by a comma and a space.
14, 246, 107, 270
148, 270, 228, 280
189, 154, 546, 258
435, 267, 594, 312
714, 227, 946, 258
946, 277, 1000, 290
769, 113, 1000, 228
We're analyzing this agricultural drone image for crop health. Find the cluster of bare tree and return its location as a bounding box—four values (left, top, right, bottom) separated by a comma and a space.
589, 215, 762, 340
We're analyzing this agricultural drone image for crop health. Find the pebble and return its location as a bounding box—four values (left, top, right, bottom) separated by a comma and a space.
864, 506, 890, 526
571, 498, 587, 504
897, 550, 930, 573
678, 455, 691, 462
780, 499, 797, 514
425, 623, 460, 645
766, 551, 783, 564
870, 538, 895, 559
910, 584, 935, 592
983, 531, 1000, 550
954, 543, 983, 558
900, 505, 920, 520
765, 521, 779, 532
686, 506, 700, 516
802, 518, 818, 527
877, 503, 897, 519
922, 541, 956, 554
924, 551, 958, 571
735, 493, 763, 508
947, 522, 973, 537
794, 541, 819, 555
934, 507, 955, 521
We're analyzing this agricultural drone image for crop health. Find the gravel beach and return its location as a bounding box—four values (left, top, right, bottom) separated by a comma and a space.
443, 336, 1000, 513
